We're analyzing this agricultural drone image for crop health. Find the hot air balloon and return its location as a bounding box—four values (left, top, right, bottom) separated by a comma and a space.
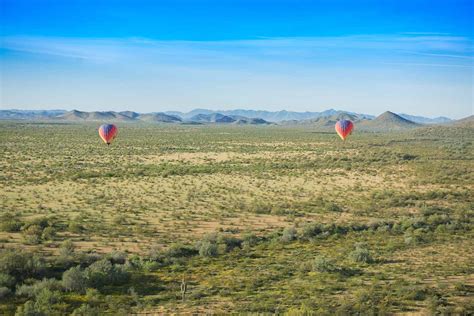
98, 124, 118, 145
335, 120, 354, 141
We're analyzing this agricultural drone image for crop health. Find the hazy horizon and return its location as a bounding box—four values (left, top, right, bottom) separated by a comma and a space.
0, 106, 463, 120
1, 0, 473, 119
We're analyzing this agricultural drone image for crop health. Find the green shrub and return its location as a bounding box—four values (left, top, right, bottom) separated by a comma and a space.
280, 227, 297, 243
351, 286, 389, 314
284, 304, 315, 315
301, 223, 323, 239
85, 288, 102, 307
242, 233, 259, 248
107, 251, 127, 265
398, 285, 428, 301
68, 221, 83, 234
404, 230, 426, 245
22, 225, 43, 245
217, 235, 242, 252
196, 233, 220, 257
41, 227, 56, 241
62, 266, 87, 294
312, 256, 337, 273
84, 259, 130, 288
325, 203, 342, 212
33, 288, 62, 315
164, 243, 198, 259
15, 300, 37, 316
71, 304, 101, 316
0, 249, 44, 280
141, 260, 160, 272
349, 243, 374, 264
57, 239, 76, 267
0, 220, 23, 232
427, 294, 448, 314
0, 273, 16, 288
28, 217, 50, 230
198, 241, 218, 257
59, 240, 75, 257
16, 278, 62, 299
0, 286, 11, 299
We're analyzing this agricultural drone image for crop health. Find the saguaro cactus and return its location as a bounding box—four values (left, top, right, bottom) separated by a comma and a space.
180, 276, 187, 302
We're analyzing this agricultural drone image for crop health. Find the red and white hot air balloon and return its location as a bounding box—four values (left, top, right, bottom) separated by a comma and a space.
335, 120, 354, 141
98, 124, 118, 145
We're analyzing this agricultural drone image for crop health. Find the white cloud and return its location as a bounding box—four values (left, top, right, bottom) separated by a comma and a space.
1, 34, 472, 66
1, 34, 472, 118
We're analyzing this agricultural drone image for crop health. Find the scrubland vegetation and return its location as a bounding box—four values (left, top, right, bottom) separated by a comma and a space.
0, 122, 472, 314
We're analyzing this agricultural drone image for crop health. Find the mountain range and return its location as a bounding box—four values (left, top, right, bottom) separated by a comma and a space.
0, 109, 469, 131
165, 108, 376, 122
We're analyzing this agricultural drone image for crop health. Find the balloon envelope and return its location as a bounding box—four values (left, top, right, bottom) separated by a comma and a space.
335, 120, 354, 140
98, 124, 118, 144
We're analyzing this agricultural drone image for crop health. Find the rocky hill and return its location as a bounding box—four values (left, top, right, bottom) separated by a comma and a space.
358, 111, 420, 131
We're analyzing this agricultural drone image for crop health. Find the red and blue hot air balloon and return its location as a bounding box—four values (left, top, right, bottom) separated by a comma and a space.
335, 120, 354, 141
98, 124, 118, 145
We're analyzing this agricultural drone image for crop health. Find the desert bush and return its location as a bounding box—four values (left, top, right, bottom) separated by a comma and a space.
33, 288, 63, 315
350, 243, 374, 264
104, 293, 133, 314
56, 239, 76, 267
14, 300, 36, 316
198, 241, 218, 257
404, 230, 426, 245
284, 304, 315, 315
18, 217, 55, 244
59, 240, 75, 257
0, 273, 16, 288
126, 254, 144, 270
164, 243, 198, 259
16, 278, 62, 299
0, 220, 23, 232
141, 260, 161, 272
0, 286, 11, 299
301, 223, 324, 239
147, 244, 163, 262
252, 202, 272, 214
22, 225, 43, 245
71, 304, 101, 316
77, 253, 102, 267
107, 251, 127, 265
350, 287, 389, 315
453, 281, 467, 293
242, 232, 259, 248
0, 249, 44, 280
28, 217, 51, 229
427, 294, 448, 314
62, 266, 87, 294
84, 259, 130, 288
325, 202, 342, 212
147, 243, 198, 266
112, 215, 127, 226
396, 285, 428, 301
41, 227, 56, 241
280, 227, 297, 243
68, 220, 83, 234
85, 288, 102, 307
217, 235, 242, 252
196, 233, 220, 257
312, 256, 337, 273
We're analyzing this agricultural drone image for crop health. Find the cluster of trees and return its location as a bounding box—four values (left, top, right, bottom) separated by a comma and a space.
0, 241, 132, 315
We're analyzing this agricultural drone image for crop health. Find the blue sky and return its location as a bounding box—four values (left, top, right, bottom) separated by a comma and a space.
1, 0, 473, 118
